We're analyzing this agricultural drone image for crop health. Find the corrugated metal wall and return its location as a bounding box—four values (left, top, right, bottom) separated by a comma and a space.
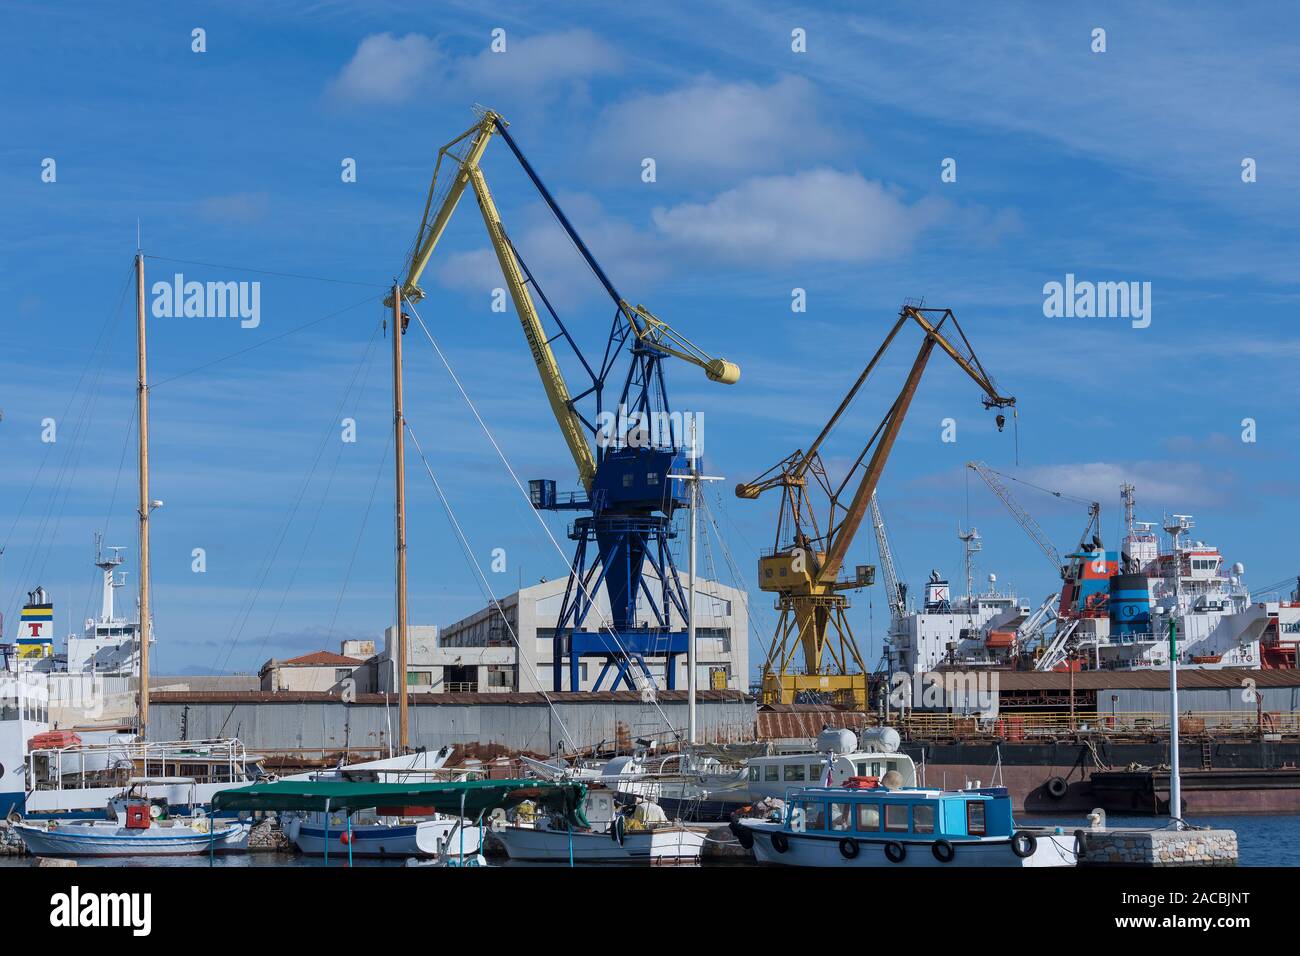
147, 697, 757, 754
1097, 686, 1300, 713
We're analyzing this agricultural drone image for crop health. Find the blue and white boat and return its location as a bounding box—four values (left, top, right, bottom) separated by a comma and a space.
735, 779, 1077, 867
11, 778, 250, 857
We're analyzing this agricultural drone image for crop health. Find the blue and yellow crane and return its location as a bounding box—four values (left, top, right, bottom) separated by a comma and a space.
393, 108, 739, 692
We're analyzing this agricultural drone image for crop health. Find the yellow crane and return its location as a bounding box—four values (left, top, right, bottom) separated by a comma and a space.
736, 303, 1015, 707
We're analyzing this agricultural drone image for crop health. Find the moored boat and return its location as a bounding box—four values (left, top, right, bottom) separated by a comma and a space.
736, 779, 1076, 868
11, 778, 250, 857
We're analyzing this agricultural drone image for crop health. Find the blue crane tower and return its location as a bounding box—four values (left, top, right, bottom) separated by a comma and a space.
393, 109, 739, 693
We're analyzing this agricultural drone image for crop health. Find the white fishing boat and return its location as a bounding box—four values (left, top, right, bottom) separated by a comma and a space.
285, 809, 482, 858
493, 787, 705, 864
11, 778, 250, 857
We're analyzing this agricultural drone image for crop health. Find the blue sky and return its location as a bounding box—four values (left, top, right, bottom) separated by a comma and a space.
2, 1, 1299, 678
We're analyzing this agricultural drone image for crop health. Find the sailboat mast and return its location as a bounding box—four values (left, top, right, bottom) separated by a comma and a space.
135, 252, 151, 738
391, 284, 410, 751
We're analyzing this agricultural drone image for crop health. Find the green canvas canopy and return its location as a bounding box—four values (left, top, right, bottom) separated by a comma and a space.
211, 777, 588, 826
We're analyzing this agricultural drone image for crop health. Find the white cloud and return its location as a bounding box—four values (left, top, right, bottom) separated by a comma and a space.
591, 75, 837, 178
651, 168, 945, 265
329, 33, 440, 104
433, 193, 667, 307
1018, 461, 1225, 510
328, 29, 616, 107
458, 29, 618, 97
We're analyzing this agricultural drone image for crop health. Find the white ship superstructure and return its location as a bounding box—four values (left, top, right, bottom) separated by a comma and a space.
1088, 500, 1300, 670
889, 529, 1032, 672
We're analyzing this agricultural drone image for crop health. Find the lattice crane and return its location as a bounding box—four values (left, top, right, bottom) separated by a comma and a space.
736, 304, 1015, 707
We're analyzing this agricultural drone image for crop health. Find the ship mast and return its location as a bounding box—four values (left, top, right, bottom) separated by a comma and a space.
391, 285, 409, 752
135, 252, 152, 739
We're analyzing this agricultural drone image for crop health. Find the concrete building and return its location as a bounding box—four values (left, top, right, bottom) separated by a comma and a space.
259, 650, 368, 693
399, 575, 747, 694
375, 625, 440, 694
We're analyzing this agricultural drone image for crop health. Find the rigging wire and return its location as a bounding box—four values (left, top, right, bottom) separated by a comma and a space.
209, 316, 385, 675
143, 254, 387, 290
403, 298, 685, 744
4, 262, 135, 621
325, 427, 393, 642
403, 420, 578, 754
151, 291, 382, 388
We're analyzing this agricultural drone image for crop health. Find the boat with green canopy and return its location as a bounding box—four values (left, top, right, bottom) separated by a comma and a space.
211, 778, 589, 866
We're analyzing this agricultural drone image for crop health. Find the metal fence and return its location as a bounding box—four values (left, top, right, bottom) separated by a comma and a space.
896, 710, 1300, 739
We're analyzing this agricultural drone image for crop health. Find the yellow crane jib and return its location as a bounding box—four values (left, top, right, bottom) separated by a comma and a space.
736, 302, 1015, 707
622, 304, 740, 385
390, 108, 739, 499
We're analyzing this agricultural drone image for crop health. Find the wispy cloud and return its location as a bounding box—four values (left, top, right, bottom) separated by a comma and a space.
589, 75, 838, 180
652, 168, 946, 265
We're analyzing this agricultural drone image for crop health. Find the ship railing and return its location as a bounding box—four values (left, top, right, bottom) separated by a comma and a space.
894, 710, 1300, 739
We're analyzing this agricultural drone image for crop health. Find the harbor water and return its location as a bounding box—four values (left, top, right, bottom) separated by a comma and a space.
3, 814, 1297, 867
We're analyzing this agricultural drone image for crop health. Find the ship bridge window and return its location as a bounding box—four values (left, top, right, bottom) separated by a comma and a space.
884, 804, 909, 832
855, 803, 881, 832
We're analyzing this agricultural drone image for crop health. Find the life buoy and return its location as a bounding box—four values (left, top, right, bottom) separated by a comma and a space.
729, 820, 754, 849
884, 841, 906, 863
771, 832, 789, 854
1045, 776, 1069, 800
839, 838, 860, 859
931, 839, 955, 863
1011, 831, 1037, 858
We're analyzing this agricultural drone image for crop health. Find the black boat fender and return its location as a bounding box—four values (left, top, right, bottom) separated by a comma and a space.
884, 841, 907, 863
1011, 831, 1038, 858
730, 820, 755, 849
1045, 776, 1069, 800
931, 839, 955, 863
839, 838, 860, 859
771, 831, 789, 854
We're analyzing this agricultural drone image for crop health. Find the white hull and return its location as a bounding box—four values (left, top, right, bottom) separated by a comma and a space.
495, 824, 705, 863
288, 817, 482, 858
745, 824, 1075, 868
13, 820, 249, 857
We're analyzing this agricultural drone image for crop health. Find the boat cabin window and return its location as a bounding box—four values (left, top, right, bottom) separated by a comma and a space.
829, 802, 852, 831
784, 764, 806, 782
748, 766, 759, 782
764, 765, 780, 782
884, 803, 909, 832
801, 801, 826, 830
913, 803, 935, 834
855, 803, 881, 832
967, 801, 986, 836
808, 763, 824, 781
